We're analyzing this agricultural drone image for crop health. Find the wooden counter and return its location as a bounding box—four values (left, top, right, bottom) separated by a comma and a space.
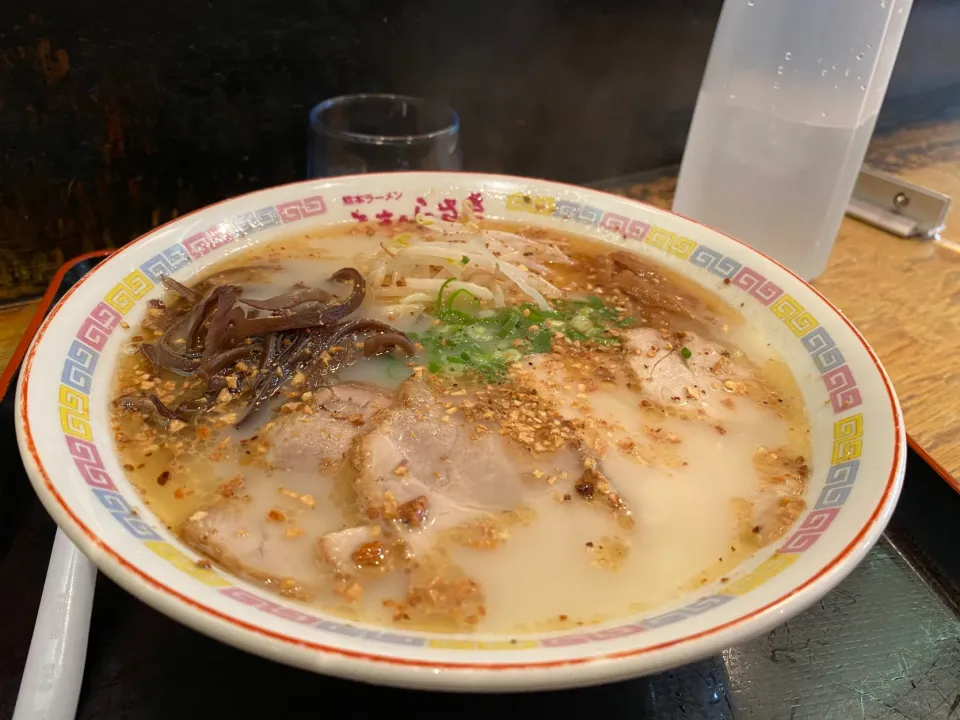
2, 122, 958, 485
0, 301, 41, 377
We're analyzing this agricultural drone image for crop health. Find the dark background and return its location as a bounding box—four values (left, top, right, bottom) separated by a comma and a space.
2, 0, 960, 299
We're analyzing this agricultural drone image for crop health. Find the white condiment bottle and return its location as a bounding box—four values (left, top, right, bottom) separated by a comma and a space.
673, 0, 914, 280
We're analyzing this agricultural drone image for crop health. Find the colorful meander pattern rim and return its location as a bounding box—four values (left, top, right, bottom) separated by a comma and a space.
17, 173, 903, 686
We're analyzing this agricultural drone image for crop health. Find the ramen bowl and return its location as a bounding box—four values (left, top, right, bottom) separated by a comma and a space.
16, 173, 904, 692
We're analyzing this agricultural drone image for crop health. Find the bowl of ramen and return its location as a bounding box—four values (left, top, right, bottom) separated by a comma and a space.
16, 173, 904, 691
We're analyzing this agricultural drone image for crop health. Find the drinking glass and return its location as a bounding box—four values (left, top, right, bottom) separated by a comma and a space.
307, 93, 462, 178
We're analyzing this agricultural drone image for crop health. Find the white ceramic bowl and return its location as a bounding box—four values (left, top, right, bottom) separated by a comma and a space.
16, 173, 905, 692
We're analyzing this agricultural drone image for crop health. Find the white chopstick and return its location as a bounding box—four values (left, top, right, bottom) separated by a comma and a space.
13, 529, 97, 720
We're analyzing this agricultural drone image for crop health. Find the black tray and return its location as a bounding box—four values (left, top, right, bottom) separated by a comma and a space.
1, 255, 958, 719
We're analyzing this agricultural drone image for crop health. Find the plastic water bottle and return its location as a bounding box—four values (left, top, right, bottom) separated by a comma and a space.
673, 0, 913, 280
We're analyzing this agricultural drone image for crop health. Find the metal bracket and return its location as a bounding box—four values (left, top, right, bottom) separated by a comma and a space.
846, 167, 951, 239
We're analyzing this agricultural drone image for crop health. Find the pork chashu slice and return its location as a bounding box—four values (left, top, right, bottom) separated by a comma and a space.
180, 384, 389, 597
180, 480, 331, 600
344, 376, 632, 555
262, 383, 391, 471
347, 377, 554, 551
623, 328, 767, 420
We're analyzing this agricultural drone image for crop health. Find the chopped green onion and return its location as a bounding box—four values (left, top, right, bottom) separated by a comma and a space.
497, 310, 521, 337
529, 329, 554, 353
570, 314, 593, 334
466, 325, 493, 342
460, 255, 470, 265
680, 346, 692, 360
435, 277, 456, 314
414, 293, 632, 382
445, 287, 480, 311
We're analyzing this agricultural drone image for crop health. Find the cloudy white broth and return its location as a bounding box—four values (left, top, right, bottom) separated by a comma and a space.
110, 216, 810, 633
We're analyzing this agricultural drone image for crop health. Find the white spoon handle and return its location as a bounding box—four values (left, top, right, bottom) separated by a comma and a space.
13, 529, 96, 720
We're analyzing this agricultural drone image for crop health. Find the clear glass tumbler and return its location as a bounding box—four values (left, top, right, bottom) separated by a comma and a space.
307, 93, 462, 178
673, 0, 914, 280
